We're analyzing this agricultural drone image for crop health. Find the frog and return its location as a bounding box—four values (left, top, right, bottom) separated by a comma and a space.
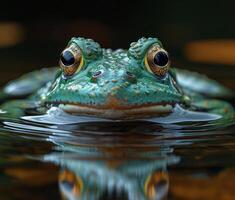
1, 37, 234, 121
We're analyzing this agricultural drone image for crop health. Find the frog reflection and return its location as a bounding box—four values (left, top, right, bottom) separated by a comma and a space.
44, 145, 179, 200
59, 167, 168, 200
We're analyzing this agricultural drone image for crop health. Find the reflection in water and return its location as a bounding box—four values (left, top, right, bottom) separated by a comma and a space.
43, 142, 179, 200
0, 101, 234, 199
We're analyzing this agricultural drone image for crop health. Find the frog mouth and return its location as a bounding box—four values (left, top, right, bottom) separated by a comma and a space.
45, 102, 175, 119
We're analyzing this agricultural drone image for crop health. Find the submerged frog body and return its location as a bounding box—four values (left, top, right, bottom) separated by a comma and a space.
1, 37, 234, 120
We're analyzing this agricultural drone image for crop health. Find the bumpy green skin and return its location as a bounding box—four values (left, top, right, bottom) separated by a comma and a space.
43, 37, 182, 107
1, 37, 234, 120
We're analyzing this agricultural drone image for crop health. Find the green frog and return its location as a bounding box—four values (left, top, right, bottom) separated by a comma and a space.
1, 37, 234, 121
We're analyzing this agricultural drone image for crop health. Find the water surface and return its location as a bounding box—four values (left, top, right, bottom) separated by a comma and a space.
0, 101, 234, 200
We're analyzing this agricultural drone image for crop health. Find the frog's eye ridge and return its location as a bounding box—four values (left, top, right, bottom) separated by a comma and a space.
145, 45, 170, 77
59, 44, 83, 77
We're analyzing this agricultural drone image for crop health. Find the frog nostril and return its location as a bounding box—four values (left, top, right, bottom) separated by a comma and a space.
126, 71, 136, 83
91, 70, 103, 81
92, 70, 102, 78
126, 71, 135, 78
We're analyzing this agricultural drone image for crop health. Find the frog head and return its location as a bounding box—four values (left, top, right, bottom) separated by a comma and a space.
43, 37, 184, 119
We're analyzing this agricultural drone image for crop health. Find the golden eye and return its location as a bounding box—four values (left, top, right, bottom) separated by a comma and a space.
59, 169, 83, 197
145, 45, 170, 77
144, 171, 169, 200
59, 44, 84, 77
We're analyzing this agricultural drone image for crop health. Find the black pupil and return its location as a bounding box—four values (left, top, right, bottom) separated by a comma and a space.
61, 51, 75, 66
153, 51, 169, 67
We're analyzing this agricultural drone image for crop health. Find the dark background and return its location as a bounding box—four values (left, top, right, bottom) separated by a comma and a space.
0, 0, 235, 89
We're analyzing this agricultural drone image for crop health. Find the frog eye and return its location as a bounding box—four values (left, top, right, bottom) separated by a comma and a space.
59, 169, 83, 198
59, 44, 84, 77
145, 45, 170, 77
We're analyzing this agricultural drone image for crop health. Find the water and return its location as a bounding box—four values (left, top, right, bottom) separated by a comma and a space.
0, 101, 235, 200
